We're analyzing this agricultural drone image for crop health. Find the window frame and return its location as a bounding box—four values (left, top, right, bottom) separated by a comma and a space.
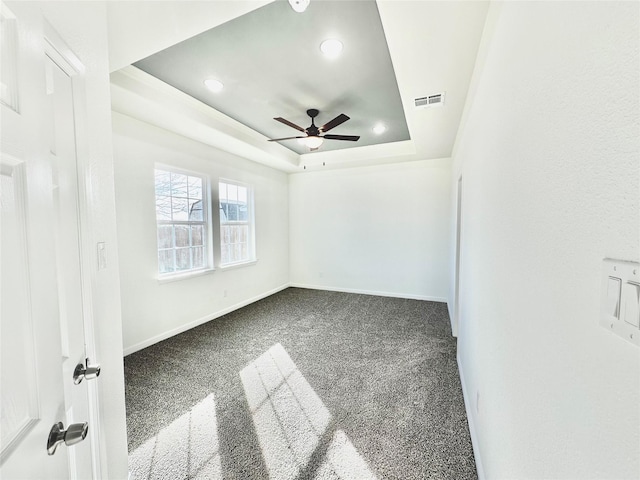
218, 178, 256, 268
154, 164, 214, 280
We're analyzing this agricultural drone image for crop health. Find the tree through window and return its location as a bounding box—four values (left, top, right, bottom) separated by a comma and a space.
155, 168, 209, 275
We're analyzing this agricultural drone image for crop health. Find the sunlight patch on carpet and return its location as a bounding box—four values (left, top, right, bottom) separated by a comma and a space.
240, 343, 377, 480
128, 394, 221, 480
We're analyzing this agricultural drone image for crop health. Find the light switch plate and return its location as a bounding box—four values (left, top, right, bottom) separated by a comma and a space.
601, 258, 640, 347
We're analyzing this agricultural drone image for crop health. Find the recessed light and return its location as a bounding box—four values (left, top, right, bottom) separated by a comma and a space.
288, 0, 310, 13
204, 78, 224, 93
373, 123, 387, 135
320, 39, 343, 59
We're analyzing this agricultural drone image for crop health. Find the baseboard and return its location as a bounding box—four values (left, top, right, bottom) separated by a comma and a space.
123, 283, 290, 356
289, 283, 447, 303
457, 351, 485, 480
124, 284, 447, 356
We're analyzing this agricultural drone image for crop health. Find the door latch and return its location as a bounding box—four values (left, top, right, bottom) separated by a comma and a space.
73, 358, 101, 385
47, 421, 88, 455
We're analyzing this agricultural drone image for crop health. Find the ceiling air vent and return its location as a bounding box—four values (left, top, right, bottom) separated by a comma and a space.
414, 92, 445, 109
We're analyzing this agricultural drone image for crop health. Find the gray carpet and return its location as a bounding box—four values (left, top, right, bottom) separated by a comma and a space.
124, 288, 477, 480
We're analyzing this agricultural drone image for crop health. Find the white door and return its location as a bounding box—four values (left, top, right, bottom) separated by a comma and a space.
1, 3, 97, 479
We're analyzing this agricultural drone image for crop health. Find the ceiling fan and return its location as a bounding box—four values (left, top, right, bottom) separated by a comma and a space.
268, 109, 360, 151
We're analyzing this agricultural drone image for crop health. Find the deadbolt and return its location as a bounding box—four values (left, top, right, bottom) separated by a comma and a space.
73, 358, 101, 385
47, 422, 88, 455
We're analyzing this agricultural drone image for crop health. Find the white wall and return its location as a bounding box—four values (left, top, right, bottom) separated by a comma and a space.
452, 2, 639, 479
113, 113, 289, 354
289, 159, 451, 301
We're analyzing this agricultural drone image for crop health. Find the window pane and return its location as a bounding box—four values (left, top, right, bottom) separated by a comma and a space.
219, 182, 227, 202
158, 249, 174, 274
175, 225, 189, 247
192, 247, 204, 268
227, 183, 237, 203
155, 170, 171, 196
156, 196, 172, 221
220, 203, 228, 222
189, 199, 203, 221
228, 203, 238, 222
225, 225, 232, 244
238, 186, 247, 204
156, 169, 209, 276
172, 197, 189, 221
175, 248, 191, 271
238, 203, 248, 221
188, 176, 202, 199
158, 225, 173, 248
171, 173, 188, 197
191, 225, 203, 246
219, 181, 252, 266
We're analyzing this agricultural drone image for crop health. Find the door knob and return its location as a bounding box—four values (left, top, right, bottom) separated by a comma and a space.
47, 421, 88, 455
73, 358, 101, 384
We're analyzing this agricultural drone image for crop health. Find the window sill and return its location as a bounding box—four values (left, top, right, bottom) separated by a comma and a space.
157, 268, 214, 284
218, 259, 258, 271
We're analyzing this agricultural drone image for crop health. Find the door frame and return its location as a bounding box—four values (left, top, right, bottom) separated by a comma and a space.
43, 20, 103, 477
453, 175, 463, 337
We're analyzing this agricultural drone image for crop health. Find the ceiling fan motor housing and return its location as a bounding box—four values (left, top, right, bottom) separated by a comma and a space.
306, 109, 320, 135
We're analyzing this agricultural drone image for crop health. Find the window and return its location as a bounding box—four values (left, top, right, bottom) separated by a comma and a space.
155, 168, 210, 275
219, 180, 254, 266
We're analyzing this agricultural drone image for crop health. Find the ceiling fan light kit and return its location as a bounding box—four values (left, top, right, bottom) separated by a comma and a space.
268, 108, 360, 152
304, 136, 324, 149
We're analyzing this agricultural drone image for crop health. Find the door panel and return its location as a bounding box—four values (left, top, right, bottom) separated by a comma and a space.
1, 2, 95, 479
0, 159, 53, 467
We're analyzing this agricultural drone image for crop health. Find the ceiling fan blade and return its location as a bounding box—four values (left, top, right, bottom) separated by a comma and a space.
323, 134, 360, 141
319, 114, 350, 133
268, 136, 306, 141
274, 117, 306, 132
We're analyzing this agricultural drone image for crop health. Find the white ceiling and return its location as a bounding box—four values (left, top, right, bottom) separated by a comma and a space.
108, 0, 490, 172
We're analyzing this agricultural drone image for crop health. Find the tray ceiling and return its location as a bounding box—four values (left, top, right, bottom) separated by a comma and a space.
133, 0, 410, 155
